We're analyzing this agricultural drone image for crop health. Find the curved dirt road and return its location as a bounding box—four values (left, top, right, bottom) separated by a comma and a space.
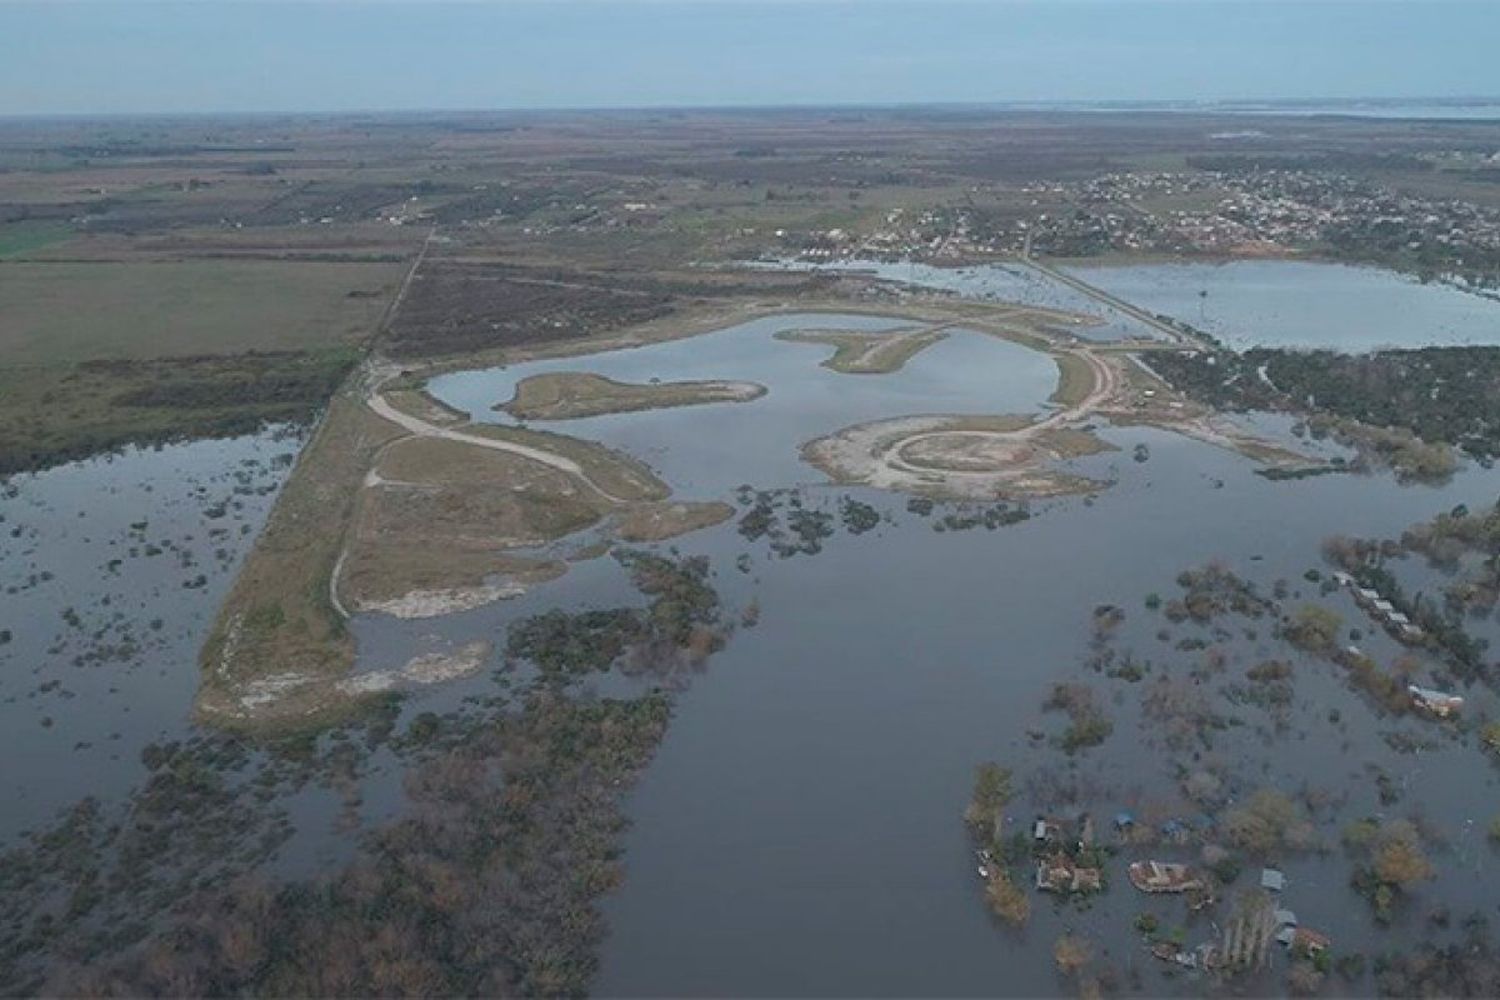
365, 390, 631, 504
887, 343, 1120, 472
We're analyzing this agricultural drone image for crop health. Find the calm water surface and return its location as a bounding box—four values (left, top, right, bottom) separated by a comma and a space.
0, 430, 299, 837
429, 313, 1061, 494
9, 300, 1500, 994
1071, 259, 1500, 350
425, 312, 1500, 995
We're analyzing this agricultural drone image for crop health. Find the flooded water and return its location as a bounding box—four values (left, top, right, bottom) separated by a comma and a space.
9, 300, 1500, 994
1070, 260, 1500, 351
753, 260, 1165, 342
429, 313, 1061, 494
581, 430, 1500, 997
419, 309, 1500, 995
0, 429, 301, 837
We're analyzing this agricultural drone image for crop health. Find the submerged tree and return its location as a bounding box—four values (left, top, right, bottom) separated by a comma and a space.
985, 871, 1030, 928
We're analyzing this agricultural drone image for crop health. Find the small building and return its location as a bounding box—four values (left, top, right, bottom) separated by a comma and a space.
1260, 868, 1286, 892
1035, 855, 1103, 894
1130, 860, 1204, 894
1151, 942, 1198, 969
1274, 908, 1298, 928
1034, 817, 1065, 844
1409, 685, 1465, 718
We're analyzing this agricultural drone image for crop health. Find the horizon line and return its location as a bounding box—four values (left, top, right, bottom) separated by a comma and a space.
5, 94, 1500, 123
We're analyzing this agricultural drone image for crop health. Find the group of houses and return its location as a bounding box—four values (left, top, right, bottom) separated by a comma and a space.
977, 809, 1336, 975
1330, 572, 1467, 718
1330, 571, 1426, 644
1146, 865, 1331, 973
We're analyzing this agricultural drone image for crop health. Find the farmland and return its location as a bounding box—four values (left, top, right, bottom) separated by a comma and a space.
0, 260, 403, 364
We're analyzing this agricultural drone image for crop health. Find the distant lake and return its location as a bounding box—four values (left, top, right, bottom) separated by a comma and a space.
1071, 259, 1500, 351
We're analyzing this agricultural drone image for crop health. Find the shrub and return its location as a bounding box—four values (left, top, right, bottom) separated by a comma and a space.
1053, 935, 1092, 975
985, 872, 1030, 927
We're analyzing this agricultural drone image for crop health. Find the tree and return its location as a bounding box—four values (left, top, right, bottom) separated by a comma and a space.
1224, 788, 1314, 855
1374, 822, 1435, 887
985, 872, 1029, 927
1285, 605, 1342, 651
1287, 960, 1326, 996
1053, 934, 1092, 976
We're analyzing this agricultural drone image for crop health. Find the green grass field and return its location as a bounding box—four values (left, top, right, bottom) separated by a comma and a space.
0, 221, 74, 259
0, 350, 358, 474
0, 259, 405, 364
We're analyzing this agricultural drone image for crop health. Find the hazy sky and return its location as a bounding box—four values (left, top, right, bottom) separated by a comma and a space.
2, 1, 1497, 116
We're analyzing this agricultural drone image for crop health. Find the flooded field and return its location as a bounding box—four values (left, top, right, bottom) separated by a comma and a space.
582, 432, 1500, 997
756, 260, 1165, 342
0, 429, 302, 837
1071, 260, 1500, 351
418, 310, 1500, 995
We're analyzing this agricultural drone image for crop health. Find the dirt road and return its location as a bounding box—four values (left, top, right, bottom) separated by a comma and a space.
365, 388, 630, 503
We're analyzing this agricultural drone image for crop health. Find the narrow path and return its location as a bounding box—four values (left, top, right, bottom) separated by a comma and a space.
375, 226, 436, 337
327, 430, 414, 621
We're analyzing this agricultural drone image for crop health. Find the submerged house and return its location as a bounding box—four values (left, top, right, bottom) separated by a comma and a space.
1033, 816, 1066, 845
1409, 685, 1465, 718
1035, 854, 1103, 894
1129, 860, 1203, 894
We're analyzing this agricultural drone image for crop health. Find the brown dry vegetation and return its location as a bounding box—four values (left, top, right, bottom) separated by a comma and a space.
342, 438, 601, 608
385, 262, 678, 359
611, 501, 736, 543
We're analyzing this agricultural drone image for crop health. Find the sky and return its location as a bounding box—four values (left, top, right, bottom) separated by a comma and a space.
1, 1, 1498, 116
